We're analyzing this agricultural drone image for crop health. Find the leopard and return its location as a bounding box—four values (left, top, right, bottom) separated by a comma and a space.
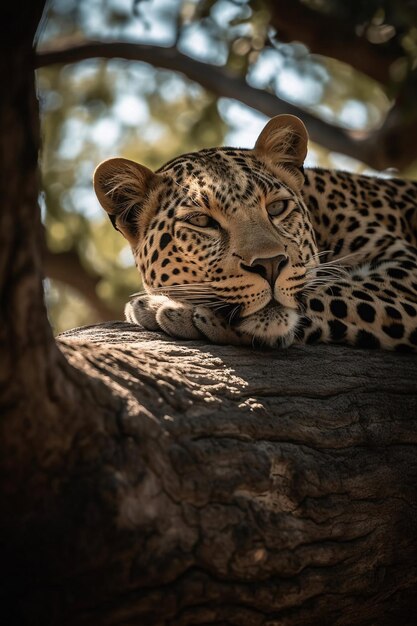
94, 114, 417, 352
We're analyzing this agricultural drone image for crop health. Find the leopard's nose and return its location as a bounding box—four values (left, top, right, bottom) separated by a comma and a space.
241, 254, 289, 285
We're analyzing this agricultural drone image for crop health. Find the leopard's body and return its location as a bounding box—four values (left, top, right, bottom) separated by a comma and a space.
94, 115, 417, 352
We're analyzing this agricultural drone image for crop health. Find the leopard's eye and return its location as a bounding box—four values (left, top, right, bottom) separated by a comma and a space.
184, 213, 219, 228
187, 213, 210, 227
267, 199, 292, 218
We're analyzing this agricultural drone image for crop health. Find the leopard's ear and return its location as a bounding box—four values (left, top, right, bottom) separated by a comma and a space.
94, 157, 157, 243
255, 114, 308, 184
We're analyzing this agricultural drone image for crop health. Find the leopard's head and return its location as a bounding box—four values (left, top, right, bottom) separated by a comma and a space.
94, 114, 318, 319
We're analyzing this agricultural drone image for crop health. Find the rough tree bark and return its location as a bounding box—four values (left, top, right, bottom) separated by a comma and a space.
52, 322, 417, 626
6, 320, 417, 626
1, 3, 417, 626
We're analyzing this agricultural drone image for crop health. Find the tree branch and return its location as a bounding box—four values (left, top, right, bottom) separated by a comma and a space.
4, 322, 417, 625
36, 40, 350, 154
267, 0, 402, 84
35, 40, 417, 170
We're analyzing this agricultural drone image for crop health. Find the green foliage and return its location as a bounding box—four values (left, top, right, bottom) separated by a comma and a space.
38, 0, 417, 333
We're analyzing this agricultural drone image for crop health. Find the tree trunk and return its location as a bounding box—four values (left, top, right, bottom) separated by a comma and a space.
1, 3, 417, 625
4, 322, 416, 625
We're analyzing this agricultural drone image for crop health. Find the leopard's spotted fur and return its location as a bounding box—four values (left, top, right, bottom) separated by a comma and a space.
94, 115, 417, 351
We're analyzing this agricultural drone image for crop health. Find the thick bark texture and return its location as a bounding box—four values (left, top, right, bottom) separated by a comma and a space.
4, 322, 417, 625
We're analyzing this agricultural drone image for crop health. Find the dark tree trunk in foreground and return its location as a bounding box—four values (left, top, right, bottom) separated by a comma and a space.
2, 322, 417, 626
1, 3, 417, 625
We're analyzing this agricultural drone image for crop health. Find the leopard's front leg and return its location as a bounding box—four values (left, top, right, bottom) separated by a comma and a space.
126, 295, 298, 347
298, 247, 417, 351
126, 294, 254, 344
125, 294, 202, 339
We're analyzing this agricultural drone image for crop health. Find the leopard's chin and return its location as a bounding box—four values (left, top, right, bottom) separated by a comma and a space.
237, 304, 300, 347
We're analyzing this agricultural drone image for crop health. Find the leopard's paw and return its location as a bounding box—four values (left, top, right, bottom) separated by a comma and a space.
125, 295, 202, 339
125, 294, 168, 330
156, 300, 202, 339
193, 306, 253, 346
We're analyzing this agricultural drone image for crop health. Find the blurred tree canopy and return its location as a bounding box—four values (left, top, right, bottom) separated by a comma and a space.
36, 0, 417, 333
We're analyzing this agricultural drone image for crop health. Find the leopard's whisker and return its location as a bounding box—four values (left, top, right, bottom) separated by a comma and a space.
306, 265, 350, 279
307, 261, 351, 272
302, 278, 335, 288
193, 300, 228, 308
228, 304, 241, 324
309, 249, 332, 260
293, 323, 305, 341
129, 290, 147, 298
308, 250, 361, 268
151, 286, 217, 297
152, 282, 214, 290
